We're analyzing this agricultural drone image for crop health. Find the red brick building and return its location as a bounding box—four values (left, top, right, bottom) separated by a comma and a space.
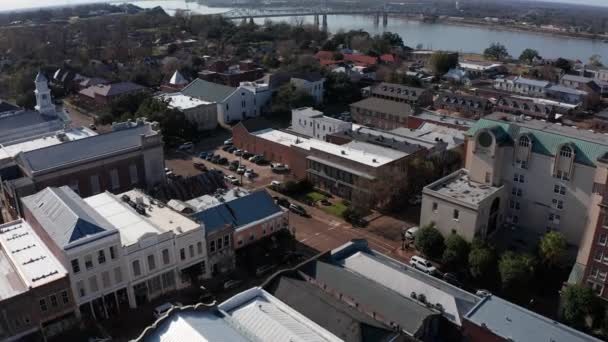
198, 60, 265, 87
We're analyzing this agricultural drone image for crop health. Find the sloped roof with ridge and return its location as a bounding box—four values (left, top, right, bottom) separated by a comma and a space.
21, 186, 117, 250
467, 113, 608, 167
180, 79, 236, 103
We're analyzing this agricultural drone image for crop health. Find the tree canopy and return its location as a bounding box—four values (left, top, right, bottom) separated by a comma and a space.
430, 51, 459, 75
498, 252, 536, 296
414, 223, 445, 259
484, 42, 509, 61
561, 285, 605, 331
270, 85, 315, 118
519, 48, 540, 64
442, 233, 470, 270
539, 231, 567, 267
468, 240, 497, 283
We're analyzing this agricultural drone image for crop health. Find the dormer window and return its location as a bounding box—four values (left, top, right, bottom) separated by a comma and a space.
560, 146, 572, 158
519, 136, 530, 148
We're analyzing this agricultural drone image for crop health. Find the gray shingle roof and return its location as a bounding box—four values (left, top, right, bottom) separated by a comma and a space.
21, 186, 117, 250
181, 79, 236, 103
0, 110, 65, 145
350, 97, 413, 118
17, 123, 153, 174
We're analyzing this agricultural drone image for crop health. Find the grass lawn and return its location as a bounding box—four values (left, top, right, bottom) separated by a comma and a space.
304, 191, 326, 203
321, 200, 348, 218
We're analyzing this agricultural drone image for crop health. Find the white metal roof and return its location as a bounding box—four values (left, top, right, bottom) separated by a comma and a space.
218, 288, 344, 342
158, 93, 212, 110
143, 311, 250, 342
0, 219, 67, 299
0, 127, 97, 162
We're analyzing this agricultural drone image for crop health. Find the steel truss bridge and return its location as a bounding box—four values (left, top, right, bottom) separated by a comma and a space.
219, 7, 396, 20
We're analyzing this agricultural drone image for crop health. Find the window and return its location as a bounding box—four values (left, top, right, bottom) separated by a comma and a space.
102, 271, 110, 288
90, 175, 101, 194
69, 180, 79, 194
453, 209, 460, 220
512, 215, 519, 223
515, 202, 520, 210
110, 169, 120, 190
509, 200, 515, 209
513, 173, 524, 183
560, 145, 573, 158
432, 202, 438, 212
600, 271, 608, 282
61, 291, 69, 304
556, 170, 570, 181
109, 246, 116, 260
210, 241, 216, 253
599, 233, 608, 246
512, 187, 522, 197
129, 164, 139, 185
189, 245, 194, 258
224, 235, 230, 246
114, 267, 122, 283
77, 281, 86, 297
84, 255, 93, 270
162, 249, 170, 265
197, 242, 203, 255
50, 295, 58, 308
591, 268, 599, 278
595, 250, 603, 262
132, 260, 141, 277
180, 248, 186, 260
39, 299, 48, 312
71, 259, 80, 274
549, 213, 561, 224
98, 250, 106, 264
148, 254, 156, 271
552, 199, 564, 210
217, 237, 223, 249
554, 185, 566, 195
89, 276, 98, 293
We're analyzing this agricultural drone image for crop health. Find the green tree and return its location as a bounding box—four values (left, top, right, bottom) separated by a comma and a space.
381, 31, 404, 47
561, 285, 605, 330
136, 98, 197, 146
484, 42, 509, 61
109, 92, 149, 118
324, 72, 361, 106
589, 54, 604, 67
442, 233, 470, 270
498, 252, 536, 296
270, 85, 315, 118
414, 224, 445, 259
468, 240, 497, 282
539, 231, 567, 267
555, 57, 573, 72
519, 48, 540, 64
430, 51, 459, 75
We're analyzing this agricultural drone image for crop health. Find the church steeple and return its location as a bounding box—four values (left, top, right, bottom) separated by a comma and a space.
34, 71, 55, 116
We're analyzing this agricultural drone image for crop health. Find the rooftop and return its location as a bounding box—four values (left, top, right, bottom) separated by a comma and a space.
392, 122, 466, 150
0, 127, 97, 163
0, 109, 65, 145
0, 219, 67, 300
85, 189, 200, 247
79, 81, 146, 98
218, 287, 343, 342
253, 129, 407, 167
17, 121, 158, 175
411, 110, 476, 129
468, 113, 608, 167
185, 188, 250, 212
562, 74, 595, 84
513, 76, 550, 88
424, 169, 503, 207
458, 61, 503, 71
181, 79, 236, 103
465, 295, 603, 342
350, 97, 413, 118
334, 125, 435, 152
548, 85, 588, 96
157, 93, 212, 110
293, 107, 323, 118
21, 186, 118, 251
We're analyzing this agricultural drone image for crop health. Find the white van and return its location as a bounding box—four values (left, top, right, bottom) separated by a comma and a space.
153, 302, 182, 318
410, 256, 437, 275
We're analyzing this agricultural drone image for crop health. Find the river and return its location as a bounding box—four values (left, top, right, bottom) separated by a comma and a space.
2, 0, 608, 63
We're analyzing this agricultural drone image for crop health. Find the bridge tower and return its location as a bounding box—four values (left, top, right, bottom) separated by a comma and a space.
249, 17, 254, 25
314, 14, 320, 27
322, 14, 328, 31
374, 12, 380, 27
383, 12, 388, 27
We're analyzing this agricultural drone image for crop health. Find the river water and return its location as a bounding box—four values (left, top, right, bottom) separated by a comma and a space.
2, 0, 608, 63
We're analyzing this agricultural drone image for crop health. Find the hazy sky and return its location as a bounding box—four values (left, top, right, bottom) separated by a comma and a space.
0, 0, 607, 12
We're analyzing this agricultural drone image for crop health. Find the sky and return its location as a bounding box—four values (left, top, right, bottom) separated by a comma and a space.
0, 0, 607, 12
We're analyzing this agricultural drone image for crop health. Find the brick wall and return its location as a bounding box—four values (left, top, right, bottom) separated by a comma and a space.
461, 320, 505, 342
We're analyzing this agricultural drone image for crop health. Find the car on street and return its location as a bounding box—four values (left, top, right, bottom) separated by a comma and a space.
244, 170, 256, 178
289, 204, 307, 216
205, 154, 215, 161
443, 272, 463, 287
225, 175, 240, 185
229, 163, 238, 171
211, 155, 221, 163
199, 152, 209, 159
217, 157, 228, 165
403, 226, 420, 241
224, 138, 233, 145
410, 256, 436, 275
193, 162, 207, 171
275, 197, 290, 208
178, 142, 194, 151
255, 157, 269, 165
223, 279, 243, 290
242, 152, 254, 159
476, 289, 492, 297
249, 155, 262, 162
227, 146, 237, 153
222, 145, 232, 151
153, 302, 182, 318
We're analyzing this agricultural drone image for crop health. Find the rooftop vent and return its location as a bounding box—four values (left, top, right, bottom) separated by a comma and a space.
372, 158, 378, 163
341, 150, 346, 155
121, 195, 131, 202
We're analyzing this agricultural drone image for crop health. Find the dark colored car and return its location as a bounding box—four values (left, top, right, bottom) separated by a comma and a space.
199, 152, 209, 159
227, 146, 237, 153
218, 157, 228, 165
276, 197, 291, 208
194, 162, 207, 171
443, 273, 463, 288
242, 152, 254, 159
289, 204, 307, 216
205, 154, 215, 161
255, 158, 269, 165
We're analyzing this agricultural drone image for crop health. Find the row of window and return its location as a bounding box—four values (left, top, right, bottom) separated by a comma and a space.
69, 165, 138, 196
76, 267, 122, 298
209, 235, 230, 254
71, 246, 118, 274
39, 290, 70, 313
237, 220, 283, 246
431, 202, 460, 220
593, 249, 608, 264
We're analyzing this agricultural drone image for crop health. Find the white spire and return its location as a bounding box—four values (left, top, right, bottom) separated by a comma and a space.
169, 70, 188, 85
34, 71, 55, 116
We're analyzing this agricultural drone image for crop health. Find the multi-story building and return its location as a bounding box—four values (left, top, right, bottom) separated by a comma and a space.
291, 107, 351, 141
421, 112, 608, 246
198, 59, 265, 87
494, 76, 550, 97
78, 82, 147, 105
21, 186, 128, 320
494, 95, 579, 120
157, 93, 218, 131
2, 119, 165, 218
369, 82, 433, 106
0, 219, 77, 341
350, 97, 414, 130
290, 73, 325, 105
434, 92, 492, 118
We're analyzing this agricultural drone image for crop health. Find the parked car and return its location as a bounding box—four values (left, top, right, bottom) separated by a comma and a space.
242, 152, 254, 159
225, 175, 240, 185
224, 138, 233, 145
270, 180, 282, 189
229, 163, 239, 171
234, 149, 243, 156
88, 124, 97, 131
178, 142, 194, 151
217, 157, 228, 165
244, 170, 256, 179
237, 166, 246, 174
205, 154, 215, 161
249, 155, 262, 162
255, 264, 276, 276
193, 162, 207, 171
153, 302, 182, 318
443, 273, 463, 287
410, 256, 436, 274
255, 157, 269, 165
222, 145, 232, 151
476, 289, 492, 297
211, 155, 221, 163
199, 152, 209, 159
227, 146, 237, 153
289, 204, 307, 216
402, 226, 419, 241
271, 163, 289, 173
223, 279, 242, 290
275, 197, 290, 208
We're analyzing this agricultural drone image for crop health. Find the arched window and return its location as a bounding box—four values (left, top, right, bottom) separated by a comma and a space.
519, 136, 530, 148
560, 146, 573, 158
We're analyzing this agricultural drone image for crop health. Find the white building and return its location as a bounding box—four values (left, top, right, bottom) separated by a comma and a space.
494, 76, 550, 97
34, 71, 56, 116
157, 93, 217, 131
420, 112, 608, 246
291, 107, 351, 141
180, 79, 272, 126
290, 74, 325, 105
